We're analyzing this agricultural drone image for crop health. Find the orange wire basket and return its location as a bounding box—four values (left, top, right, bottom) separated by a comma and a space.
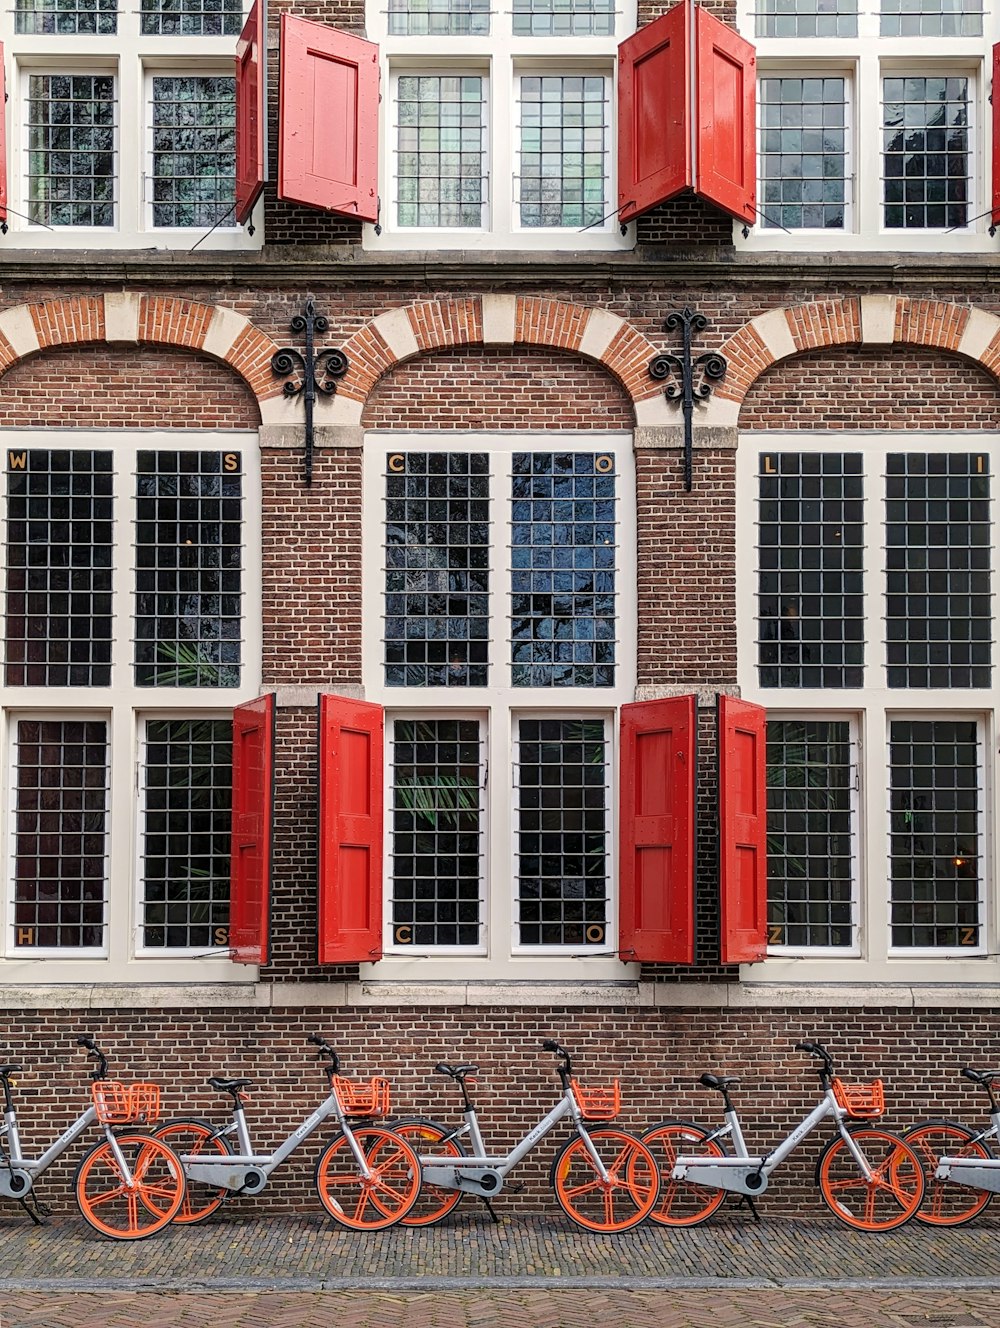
570, 1078, 621, 1121
832, 1076, 885, 1119
91, 1081, 161, 1126
333, 1075, 391, 1117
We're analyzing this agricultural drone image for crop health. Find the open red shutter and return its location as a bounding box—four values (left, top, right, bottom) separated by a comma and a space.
235, 0, 265, 225
694, 7, 756, 224
278, 14, 379, 222
318, 694, 383, 964
617, 3, 690, 223
0, 44, 7, 231
993, 42, 1000, 229
718, 696, 767, 964
619, 696, 696, 964
229, 694, 276, 964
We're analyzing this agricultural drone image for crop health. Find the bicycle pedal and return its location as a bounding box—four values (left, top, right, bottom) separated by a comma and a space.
503, 1181, 526, 1194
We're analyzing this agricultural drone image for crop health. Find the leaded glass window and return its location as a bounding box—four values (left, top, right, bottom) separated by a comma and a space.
27, 74, 116, 228
15, 0, 116, 35
889, 718, 982, 950
883, 76, 970, 230
12, 719, 108, 950
517, 75, 608, 229
396, 76, 487, 228
150, 76, 236, 228
140, 718, 232, 949
387, 0, 490, 36
384, 452, 490, 688
134, 450, 243, 687
885, 453, 991, 689
759, 76, 848, 229
766, 719, 855, 948
511, 0, 615, 38
754, 0, 858, 37
140, 0, 243, 36
757, 453, 865, 688
880, 0, 982, 37
511, 452, 617, 687
515, 717, 609, 947
4, 449, 114, 687
390, 718, 484, 947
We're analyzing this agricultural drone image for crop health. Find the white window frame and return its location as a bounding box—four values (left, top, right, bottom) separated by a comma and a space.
0, 0, 261, 248
737, 432, 998, 984
737, 0, 998, 252
365, 0, 636, 251
362, 430, 637, 981
0, 428, 262, 984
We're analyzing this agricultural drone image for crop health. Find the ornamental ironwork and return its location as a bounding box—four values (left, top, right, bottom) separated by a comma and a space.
271, 299, 349, 485
648, 308, 728, 492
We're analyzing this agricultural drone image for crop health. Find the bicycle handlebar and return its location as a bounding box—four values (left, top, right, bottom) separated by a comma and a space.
543, 1039, 573, 1085
75, 1034, 108, 1082
307, 1033, 341, 1076
794, 1040, 835, 1081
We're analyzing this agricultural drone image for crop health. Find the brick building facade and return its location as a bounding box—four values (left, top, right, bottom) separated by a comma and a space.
1, 0, 998, 1219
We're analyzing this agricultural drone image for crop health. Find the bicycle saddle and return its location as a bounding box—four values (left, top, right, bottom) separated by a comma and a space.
208, 1076, 251, 1094
962, 1068, 1000, 1086
434, 1063, 478, 1080
700, 1073, 739, 1092
0, 1064, 23, 1078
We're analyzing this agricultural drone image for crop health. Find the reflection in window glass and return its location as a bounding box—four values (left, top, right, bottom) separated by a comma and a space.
880, 0, 982, 37
755, 0, 858, 38
883, 76, 969, 230
15, 0, 116, 35
759, 77, 848, 230
518, 76, 608, 229
396, 76, 486, 228
511, 0, 614, 38
387, 0, 490, 35
27, 74, 116, 228
151, 77, 236, 229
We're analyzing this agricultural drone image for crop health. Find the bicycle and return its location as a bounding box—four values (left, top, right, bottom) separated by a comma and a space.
642, 1040, 925, 1232
0, 1034, 186, 1240
152, 1034, 422, 1230
390, 1039, 659, 1233
903, 1066, 1000, 1227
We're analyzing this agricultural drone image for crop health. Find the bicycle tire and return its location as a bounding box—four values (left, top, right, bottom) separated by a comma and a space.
392, 1118, 466, 1228
153, 1117, 233, 1225
641, 1118, 729, 1228
75, 1132, 186, 1240
314, 1127, 422, 1230
551, 1127, 659, 1233
902, 1118, 994, 1228
816, 1127, 925, 1232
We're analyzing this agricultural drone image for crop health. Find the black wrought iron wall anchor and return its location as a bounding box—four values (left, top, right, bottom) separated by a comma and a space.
648, 308, 728, 492
271, 299, 349, 485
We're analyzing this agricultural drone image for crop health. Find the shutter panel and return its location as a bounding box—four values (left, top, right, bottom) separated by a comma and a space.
617, 3, 690, 223
318, 693, 384, 964
718, 696, 767, 964
0, 44, 7, 231
619, 696, 696, 964
993, 42, 1000, 229
278, 14, 380, 222
229, 694, 276, 965
694, 7, 756, 224
235, 0, 266, 225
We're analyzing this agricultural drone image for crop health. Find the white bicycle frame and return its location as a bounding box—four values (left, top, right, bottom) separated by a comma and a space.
1, 1100, 147, 1199
935, 1109, 1000, 1193
671, 1086, 875, 1197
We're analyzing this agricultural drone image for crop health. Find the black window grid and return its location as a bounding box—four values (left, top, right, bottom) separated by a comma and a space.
4, 449, 114, 687
12, 719, 108, 950
517, 75, 608, 229
882, 76, 969, 230
889, 718, 982, 949
15, 0, 117, 34
884, 453, 991, 689
396, 76, 487, 228
766, 719, 855, 948
140, 0, 243, 36
759, 76, 848, 231
27, 74, 117, 228
510, 452, 617, 688
150, 76, 237, 229
140, 717, 232, 949
384, 452, 491, 687
133, 450, 243, 688
515, 717, 609, 947
757, 453, 865, 689
390, 718, 484, 947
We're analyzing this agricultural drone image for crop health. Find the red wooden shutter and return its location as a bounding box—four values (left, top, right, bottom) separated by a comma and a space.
718, 696, 767, 964
318, 694, 384, 964
277, 14, 379, 222
992, 42, 1000, 229
229, 694, 276, 965
619, 696, 696, 964
0, 44, 7, 231
694, 7, 756, 224
617, 3, 690, 223
235, 0, 265, 225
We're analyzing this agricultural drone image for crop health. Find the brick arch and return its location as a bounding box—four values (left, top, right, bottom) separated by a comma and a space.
331, 295, 667, 426
0, 294, 284, 421
709, 296, 1000, 425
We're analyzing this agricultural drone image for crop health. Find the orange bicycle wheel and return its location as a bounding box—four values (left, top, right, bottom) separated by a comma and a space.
392, 1118, 466, 1227
153, 1118, 232, 1225
75, 1133, 186, 1240
817, 1128, 925, 1232
641, 1119, 729, 1227
902, 1120, 993, 1227
314, 1127, 421, 1230
551, 1127, 659, 1233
